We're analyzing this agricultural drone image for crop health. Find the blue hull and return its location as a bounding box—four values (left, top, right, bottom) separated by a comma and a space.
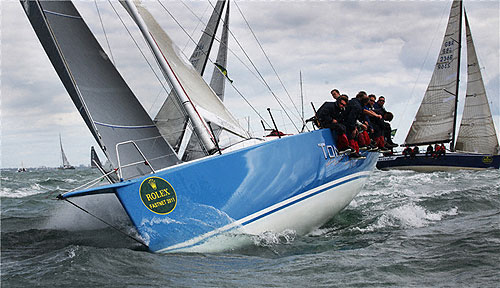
377, 153, 500, 171
63, 130, 377, 252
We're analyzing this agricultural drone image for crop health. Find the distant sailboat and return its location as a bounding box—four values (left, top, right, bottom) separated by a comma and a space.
377, 0, 499, 171
22, 0, 378, 253
17, 162, 27, 172
58, 134, 75, 170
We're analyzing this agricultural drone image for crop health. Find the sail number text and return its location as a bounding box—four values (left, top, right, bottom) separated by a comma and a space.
438, 40, 455, 69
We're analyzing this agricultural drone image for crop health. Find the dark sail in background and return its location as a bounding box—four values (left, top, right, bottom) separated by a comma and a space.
90, 146, 101, 168
21, 0, 179, 180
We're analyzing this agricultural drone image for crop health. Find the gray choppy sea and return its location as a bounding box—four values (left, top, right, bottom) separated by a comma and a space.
1, 167, 499, 287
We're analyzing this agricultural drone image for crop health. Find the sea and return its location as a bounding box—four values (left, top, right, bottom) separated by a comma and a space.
1, 167, 499, 287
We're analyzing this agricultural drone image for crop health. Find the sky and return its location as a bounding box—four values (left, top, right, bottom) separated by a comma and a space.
1, 0, 499, 168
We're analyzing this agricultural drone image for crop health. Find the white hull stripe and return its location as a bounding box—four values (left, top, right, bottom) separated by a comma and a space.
157, 171, 371, 253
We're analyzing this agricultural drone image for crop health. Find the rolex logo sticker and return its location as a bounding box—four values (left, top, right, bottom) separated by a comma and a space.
148, 178, 157, 190
139, 177, 177, 215
482, 156, 493, 164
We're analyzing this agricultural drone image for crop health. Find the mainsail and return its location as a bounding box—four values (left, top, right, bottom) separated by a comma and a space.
404, 0, 462, 146
21, 1, 179, 180
455, 11, 500, 154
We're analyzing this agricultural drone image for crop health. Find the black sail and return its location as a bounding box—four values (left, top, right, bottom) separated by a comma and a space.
21, 0, 179, 180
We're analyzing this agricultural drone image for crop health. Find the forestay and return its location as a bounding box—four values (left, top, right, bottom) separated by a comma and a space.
455, 12, 500, 154
21, 0, 179, 180
405, 0, 462, 146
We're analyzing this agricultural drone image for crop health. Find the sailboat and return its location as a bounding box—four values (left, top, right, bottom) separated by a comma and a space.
17, 162, 27, 172
58, 134, 75, 170
21, 0, 378, 253
377, 0, 499, 171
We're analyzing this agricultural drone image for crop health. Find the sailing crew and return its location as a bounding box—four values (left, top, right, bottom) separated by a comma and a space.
439, 143, 446, 156
316, 95, 351, 154
403, 145, 412, 158
331, 89, 340, 100
364, 94, 386, 149
373, 96, 397, 149
411, 146, 419, 158
426, 145, 433, 157
433, 143, 446, 158
344, 91, 372, 155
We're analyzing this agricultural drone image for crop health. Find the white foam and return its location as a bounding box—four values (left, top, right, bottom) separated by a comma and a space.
355, 203, 459, 232
0, 183, 46, 198
252, 229, 297, 247
66, 246, 77, 259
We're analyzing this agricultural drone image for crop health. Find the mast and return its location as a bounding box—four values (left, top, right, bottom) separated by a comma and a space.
450, 0, 463, 152
123, 0, 216, 153
300, 71, 304, 125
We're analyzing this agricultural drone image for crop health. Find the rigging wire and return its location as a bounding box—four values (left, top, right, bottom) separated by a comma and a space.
156, 0, 265, 87
106, 1, 173, 96
94, 0, 115, 64
155, 0, 271, 128
163, 0, 298, 131
96, 0, 167, 117
233, 0, 303, 125
228, 1, 299, 132
179, 0, 211, 52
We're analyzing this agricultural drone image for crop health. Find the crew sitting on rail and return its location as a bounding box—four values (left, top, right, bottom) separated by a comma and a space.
316, 95, 352, 154
410, 146, 419, 158
403, 145, 412, 158
426, 145, 433, 157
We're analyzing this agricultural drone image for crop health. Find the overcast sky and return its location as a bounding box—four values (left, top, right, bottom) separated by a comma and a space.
1, 0, 499, 168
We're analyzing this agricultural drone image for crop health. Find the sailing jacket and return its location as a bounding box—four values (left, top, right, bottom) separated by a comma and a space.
316, 101, 345, 128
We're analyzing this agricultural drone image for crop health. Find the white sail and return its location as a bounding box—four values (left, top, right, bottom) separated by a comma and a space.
455, 11, 500, 154
405, 0, 462, 146
59, 134, 73, 169
60, 134, 69, 167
